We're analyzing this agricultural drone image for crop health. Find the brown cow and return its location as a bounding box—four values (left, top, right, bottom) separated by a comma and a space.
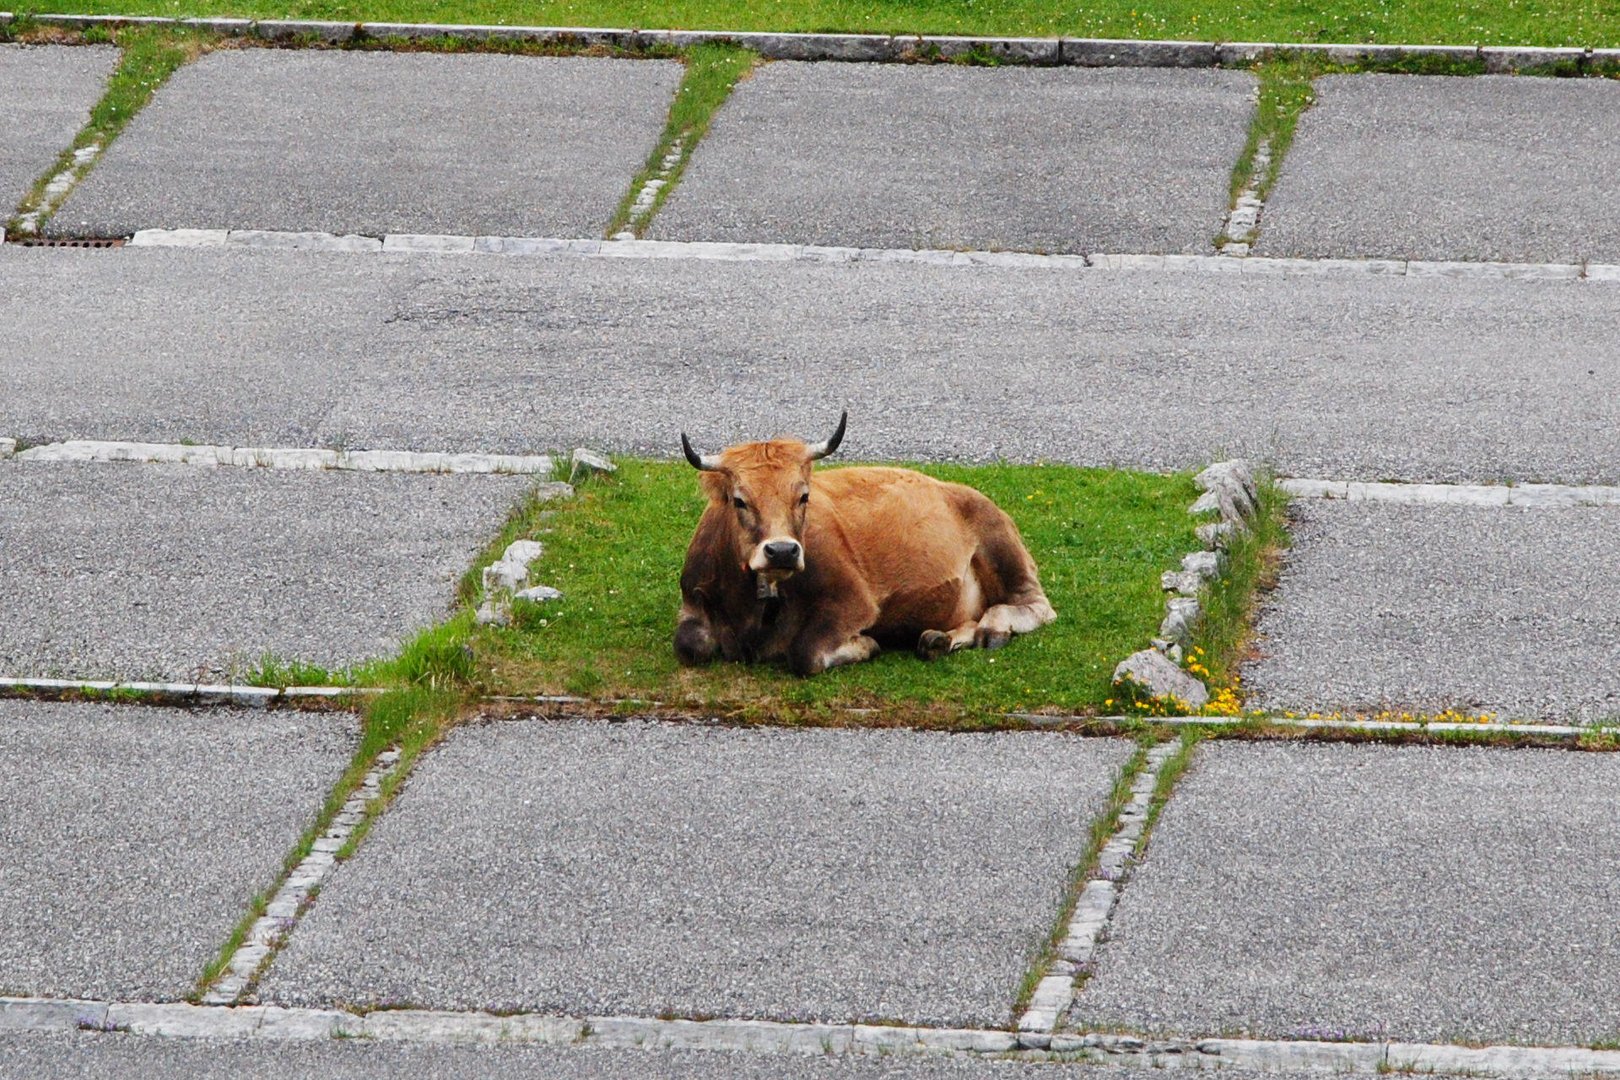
674, 414, 1056, 676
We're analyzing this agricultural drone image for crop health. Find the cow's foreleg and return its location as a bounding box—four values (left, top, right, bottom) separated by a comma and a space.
674, 607, 718, 666
915, 621, 981, 660
789, 623, 880, 676
973, 597, 1057, 649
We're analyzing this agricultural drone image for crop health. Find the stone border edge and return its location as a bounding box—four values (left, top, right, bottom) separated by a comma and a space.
1281, 477, 1620, 508
123, 229, 1620, 284
9, 438, 555, 476
4, 12, 1618, 73
0, 677, 382, 708
6, 998, 1620, 1075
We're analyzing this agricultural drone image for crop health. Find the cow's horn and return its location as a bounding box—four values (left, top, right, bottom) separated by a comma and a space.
805, 411, 848, 462
681, 431, 723, 472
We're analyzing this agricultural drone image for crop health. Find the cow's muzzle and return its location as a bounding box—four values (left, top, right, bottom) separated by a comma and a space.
755, 539, 804, 574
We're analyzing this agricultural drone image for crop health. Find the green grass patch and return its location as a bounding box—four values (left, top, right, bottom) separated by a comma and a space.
606, 42, 756, 237
8, 25, 211, 232
472, 459, 1202, 722
24, 0, 1620, 48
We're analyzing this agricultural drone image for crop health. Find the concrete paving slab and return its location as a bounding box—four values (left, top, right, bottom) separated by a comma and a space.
0, 699, 354, 1000
651, 63, 1254, 254
262, 719, 1134, 1027
1244, 500, 1620, 723
1259, 75, 1620, 263
5, 245, 1620, 485
0, 463, 528, 680
48, 51, 678, 237
1075, 741, 1620, 1044
0, 45, 116, 218
0, 1032, 1326, 1080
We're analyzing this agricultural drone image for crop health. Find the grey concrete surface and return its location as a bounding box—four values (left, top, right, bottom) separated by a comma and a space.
1245, 501, 1620, 723
0, 45, 116, 217
48, 51, 678, 237
652, 64, 1254, 253
5, 246, 1620, 484
1260, 75, 1620, 263
0, 462, 528, 680
0, 700, 354, 1000
0, 1033, 1326, 1080
1076, 741, 1620, 1044
262, 719, 1133, 1027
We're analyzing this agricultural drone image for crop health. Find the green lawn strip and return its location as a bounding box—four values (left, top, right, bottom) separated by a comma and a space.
472, 459, 1199, 723
1010, 735, 1153, 1016
605, 42, 755, 238
7, 25, 211, 232
23, 0, 1620, 48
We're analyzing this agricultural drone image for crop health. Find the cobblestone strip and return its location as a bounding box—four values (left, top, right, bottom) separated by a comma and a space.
1282, 477, 1620, 508
200, 749, 404, 1005
1013, 740, 1179, 1046
123, 229, 1616, 283
10, 14, 1620, 74
612, 139, 684, 240
12, 439, 554, 476
9, 143, 100, 239
1219, 140, 1270, 256
0, 677, 380, 706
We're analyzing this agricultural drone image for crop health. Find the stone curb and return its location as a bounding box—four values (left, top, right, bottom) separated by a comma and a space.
9, 13, 1620, 73
0, 676, 381, 707
8, 998, 1617, 1075
1281, 477, 1620, 508
201, 749, 405, 1004
12, 438, 555, 476
121, 230, 1620, 283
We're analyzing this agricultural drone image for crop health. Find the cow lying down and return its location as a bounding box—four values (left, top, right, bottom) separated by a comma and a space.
674, 414, 1056, 676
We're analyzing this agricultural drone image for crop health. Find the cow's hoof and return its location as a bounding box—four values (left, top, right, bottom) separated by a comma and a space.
916, 629, 951, 661
976, 627, 1011, 651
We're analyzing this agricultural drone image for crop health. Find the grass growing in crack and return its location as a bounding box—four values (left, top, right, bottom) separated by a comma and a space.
1136, 728, 1199, 855
605, 42, 756, 238
1226, 57, 1319, 212
472, 459, 1202, 721
8, 26, 212, 233
1010, 737, 1157, 1017
240, 654, 350, 689
1187, 475, 1291, 709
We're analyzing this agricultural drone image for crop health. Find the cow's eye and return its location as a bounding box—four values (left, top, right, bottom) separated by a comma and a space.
732, 496, 747, 510
799, 492, 810, 505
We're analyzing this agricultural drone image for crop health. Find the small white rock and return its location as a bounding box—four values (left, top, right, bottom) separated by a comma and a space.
475, 599, 512, 627
569, 447, 617, 484
514, 585, 563, 604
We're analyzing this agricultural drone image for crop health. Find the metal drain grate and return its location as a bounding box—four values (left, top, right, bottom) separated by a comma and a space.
9, 236, 125, 248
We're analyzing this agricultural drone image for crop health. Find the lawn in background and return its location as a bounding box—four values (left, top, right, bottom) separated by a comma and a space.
25, 0, 1620, 48
474, 460, 1199, 721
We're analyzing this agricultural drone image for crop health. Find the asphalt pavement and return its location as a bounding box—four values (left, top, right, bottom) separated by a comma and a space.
47, 50, 679, 238
0, 1032, 1332, 1080
1244, 500, 1620, 723
261, 718, 1134, 1028
0, 44, 115, 213
0, 700, 354, 1001
652, 64, 1253, 254
5, 245, 1619, 484
0, 461, 530, 680
1261, 75, 1620, 263
1075, 740, 1620, 1044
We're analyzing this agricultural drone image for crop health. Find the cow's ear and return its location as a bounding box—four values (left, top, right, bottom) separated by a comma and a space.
699, 470, 730, 502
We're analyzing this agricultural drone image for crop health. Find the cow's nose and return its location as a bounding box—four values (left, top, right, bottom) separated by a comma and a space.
763, 540, 801, 566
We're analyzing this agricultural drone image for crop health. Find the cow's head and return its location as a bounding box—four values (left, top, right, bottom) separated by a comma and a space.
681, 412, 847, 583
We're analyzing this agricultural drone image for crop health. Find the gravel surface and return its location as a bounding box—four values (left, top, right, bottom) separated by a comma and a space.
0, 700, 354, 1000
1245, 500, 1620, 723
652, 64, 1253, 254
261, 718, 1134, 1027
0, 44, 115, 211
1260, 75, 1620, 263
5, 245, 1620, 484
47, 51, 678, 237
0, 463, 528, 680
0, 1032, 1330, 1080
1075, 741, 1620, 1044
